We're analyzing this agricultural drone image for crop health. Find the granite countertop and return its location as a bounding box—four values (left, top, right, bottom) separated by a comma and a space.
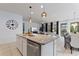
17, 34, 57, 45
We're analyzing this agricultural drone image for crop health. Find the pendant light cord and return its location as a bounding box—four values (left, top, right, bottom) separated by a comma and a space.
43, 4, 45, 12
29, 6, 32, 17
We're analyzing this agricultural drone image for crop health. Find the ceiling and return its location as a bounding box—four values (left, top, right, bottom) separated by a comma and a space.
0, 3, 79, 23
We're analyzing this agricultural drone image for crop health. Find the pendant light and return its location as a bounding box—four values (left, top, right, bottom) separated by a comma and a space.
41, 4, 47, 18
28, 5, 32, 35
29, 6, 32, 23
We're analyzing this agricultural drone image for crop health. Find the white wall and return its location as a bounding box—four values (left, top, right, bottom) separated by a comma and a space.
0, 11, 23, 44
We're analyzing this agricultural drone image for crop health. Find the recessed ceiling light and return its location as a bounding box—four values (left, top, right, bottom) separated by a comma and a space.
41, 5, 43, 8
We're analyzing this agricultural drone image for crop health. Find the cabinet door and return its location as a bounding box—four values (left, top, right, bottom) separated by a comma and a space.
16, 36, 20, 49
19, 37, 23, 53
23, 38, 27, 56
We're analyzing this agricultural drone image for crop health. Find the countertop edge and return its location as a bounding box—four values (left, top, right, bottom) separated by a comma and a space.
16, 34, 57, 45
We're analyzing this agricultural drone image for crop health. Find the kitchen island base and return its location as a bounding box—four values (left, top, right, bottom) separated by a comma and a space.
16, 34, 56, 56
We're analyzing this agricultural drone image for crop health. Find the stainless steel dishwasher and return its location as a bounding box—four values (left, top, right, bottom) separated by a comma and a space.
27, 40, 41, 56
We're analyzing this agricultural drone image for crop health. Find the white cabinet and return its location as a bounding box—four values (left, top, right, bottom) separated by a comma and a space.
16, 36, 19, 49
16, 36, 23, 53
19, 37, 23, 53
41, 41, 53, 56
22, 38, 27, 56
16, 35, 27, 56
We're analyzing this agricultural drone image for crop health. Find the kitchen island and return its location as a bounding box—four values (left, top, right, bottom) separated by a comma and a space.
16, 34, 57, 56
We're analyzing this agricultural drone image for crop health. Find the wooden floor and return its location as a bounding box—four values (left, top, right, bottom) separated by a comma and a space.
0, 42, 21, 56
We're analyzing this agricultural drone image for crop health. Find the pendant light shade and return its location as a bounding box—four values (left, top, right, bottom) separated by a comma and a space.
41, 4, 47, 18
41, 11, 47, 18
